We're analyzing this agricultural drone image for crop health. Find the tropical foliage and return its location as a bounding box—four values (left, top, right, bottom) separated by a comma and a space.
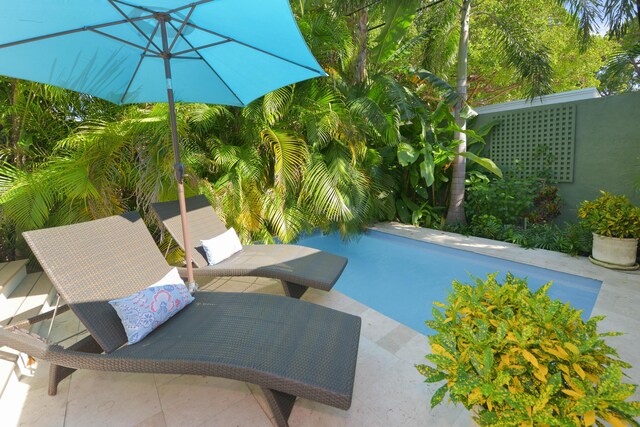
578, 191, 640, 238
599, 22, 640, 94
417, 273, 640, 426
448, 219, 593, 256
575, 0, 640, 95
466, 174, 561, 227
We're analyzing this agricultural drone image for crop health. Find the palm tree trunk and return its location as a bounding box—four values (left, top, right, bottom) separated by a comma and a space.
446, 0, 471, 225
355, 8, 369, 84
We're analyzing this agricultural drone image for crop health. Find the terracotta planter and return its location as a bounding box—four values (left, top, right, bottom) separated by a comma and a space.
590, 233, 639, 270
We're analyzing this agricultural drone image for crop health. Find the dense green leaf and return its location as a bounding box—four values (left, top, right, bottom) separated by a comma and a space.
419, 151, 435, 186
415, 70, 459, 105
371, 0, 420, 67
430, 384, 448, 408
397, 142, 419, 166
416, 364, 446, 383
459, 151, 503, 178
483, 346, 493, 381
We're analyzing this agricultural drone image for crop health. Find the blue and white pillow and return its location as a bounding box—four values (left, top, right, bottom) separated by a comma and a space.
109, 268, 195, 344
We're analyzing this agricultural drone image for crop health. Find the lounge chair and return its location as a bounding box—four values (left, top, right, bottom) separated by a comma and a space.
0, 212, 361, 427
151, 195, 348, 298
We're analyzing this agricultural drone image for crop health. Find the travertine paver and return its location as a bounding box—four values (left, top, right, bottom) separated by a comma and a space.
1, 223, 638, 426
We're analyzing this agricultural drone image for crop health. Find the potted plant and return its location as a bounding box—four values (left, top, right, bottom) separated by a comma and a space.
578, 191, 640, 270
417, 274, 639, 426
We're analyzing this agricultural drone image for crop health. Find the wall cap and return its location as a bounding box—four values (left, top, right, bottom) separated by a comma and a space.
474, 88, 600, 114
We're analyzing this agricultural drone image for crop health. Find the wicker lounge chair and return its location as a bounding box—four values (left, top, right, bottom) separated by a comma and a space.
0, 212, 361, 427
151, 195, 348, 298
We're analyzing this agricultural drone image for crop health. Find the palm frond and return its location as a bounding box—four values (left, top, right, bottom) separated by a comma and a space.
488, 15, 553, 99
415, 69, 459, 105
370, 0, 420, 68
563, 0, 602, 50
415, 0, 459, 75
0, 163, 57, 230
261, 191, 306, 243
260, 128, 308, 190
348, 95, 399, 145
187, 104, 232, 134
298, 7, 354, 68
604, 41, 640, 81
603, 0, 637, 38
263, 86, 294, 126
386, 29, 432, 65
301, 154, 354, 222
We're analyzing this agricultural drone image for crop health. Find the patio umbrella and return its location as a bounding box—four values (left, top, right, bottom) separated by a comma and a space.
0, 0, 326, 288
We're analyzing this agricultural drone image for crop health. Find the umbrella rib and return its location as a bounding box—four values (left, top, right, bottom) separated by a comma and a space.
168, 5, 197, 52
180, 21, 325, 75
172, 56, 201, 59
88, 28, 158, 54
120, 22, 161, 104
110, 0, 157, 14
166, 0, 217, 15
145, 55, 202, 60
112, 0, 215, 16
0, 15, 155, 50
108, 0, 163, 53
167, 21, 245, 106
172, 40, 232, 56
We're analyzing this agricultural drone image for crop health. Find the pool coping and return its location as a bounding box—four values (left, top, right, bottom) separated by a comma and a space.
372, 222, 640, 282
371, 222, 640, 396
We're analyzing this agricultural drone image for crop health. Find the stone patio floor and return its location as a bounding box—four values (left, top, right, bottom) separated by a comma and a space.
1, 222, 639, 426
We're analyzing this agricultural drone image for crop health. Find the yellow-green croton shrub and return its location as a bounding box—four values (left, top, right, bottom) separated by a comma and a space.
417, 273, 640, 426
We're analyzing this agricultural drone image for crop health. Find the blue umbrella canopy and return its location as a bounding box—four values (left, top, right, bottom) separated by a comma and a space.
0, 0, 326, 286
0, 0, 325, 105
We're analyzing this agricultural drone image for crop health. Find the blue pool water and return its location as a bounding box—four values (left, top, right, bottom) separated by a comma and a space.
298, 230, 602, 335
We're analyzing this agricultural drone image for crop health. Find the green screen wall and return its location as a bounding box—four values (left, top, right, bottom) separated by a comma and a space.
474, 92, 640, 222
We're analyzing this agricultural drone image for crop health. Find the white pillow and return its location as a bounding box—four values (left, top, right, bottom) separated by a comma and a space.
152, 267, 184, 287
201, 228, 243, 265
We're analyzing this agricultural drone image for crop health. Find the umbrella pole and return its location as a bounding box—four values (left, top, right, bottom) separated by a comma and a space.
159, 16, 196, 290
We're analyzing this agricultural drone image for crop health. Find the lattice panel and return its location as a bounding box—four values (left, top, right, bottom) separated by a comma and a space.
489, 105, 576, 182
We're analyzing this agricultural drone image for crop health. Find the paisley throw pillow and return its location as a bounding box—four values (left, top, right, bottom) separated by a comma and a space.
109, 273, 195, 344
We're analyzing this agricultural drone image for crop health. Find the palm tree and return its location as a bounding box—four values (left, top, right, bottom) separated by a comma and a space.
447, 0, 471, 224
423, 0, 581, 224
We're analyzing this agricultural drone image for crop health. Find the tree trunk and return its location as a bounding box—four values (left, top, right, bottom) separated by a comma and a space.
9, 79, 23, 168
355, 8, 368, 84
446, 0, 471, 225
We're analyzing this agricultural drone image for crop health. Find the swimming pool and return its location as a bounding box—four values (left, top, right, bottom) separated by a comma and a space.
297, 230, 602, 335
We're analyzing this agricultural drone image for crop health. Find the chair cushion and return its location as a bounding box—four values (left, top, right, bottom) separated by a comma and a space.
201, 227, 243, 265
109, 268, 194, 344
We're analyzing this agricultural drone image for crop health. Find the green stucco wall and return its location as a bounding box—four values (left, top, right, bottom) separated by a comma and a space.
474, 92, 640, 222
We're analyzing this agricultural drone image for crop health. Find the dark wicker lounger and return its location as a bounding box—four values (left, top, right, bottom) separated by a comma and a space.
0, 212, 360, 427
151, 196, 348, 298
